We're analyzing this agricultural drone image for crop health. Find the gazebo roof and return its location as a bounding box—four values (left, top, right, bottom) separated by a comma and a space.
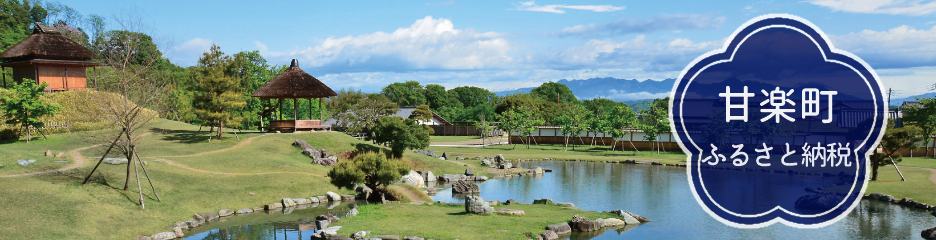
0, 23, 98, 61
251, 59, 337, 99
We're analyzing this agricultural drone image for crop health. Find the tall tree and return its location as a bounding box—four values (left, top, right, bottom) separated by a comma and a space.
0, 81, 60, 142
328, 90, 399, 136
192, 44, 246, 139
381, 81, 425, 107
448, 86, 498, 108
903, 97, 936, 158
424, 84, 461, 109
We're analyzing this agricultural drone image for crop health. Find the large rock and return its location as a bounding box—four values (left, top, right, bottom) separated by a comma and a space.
610, 210, 640, 225
150, 232, 178, 240
500, 163, 512, 169
440, 174, 467, 182
326, 191, 342, 202
465, 195, 494, 215
441, 152, 449, 160
481, 158, 493, 166
465, 168, 474, 176
17, 159, 30, 166
494, 209, 525, 216
203, 212, 220, 221
425, 171, 436, 182
401, 170, 426, 188
923, 226, 936, 240
531, 167, 545, 175
620, 210, 651, 223
235, 208, 253, 214
570, 214, 600, 232
475, 175, 488, 181
452, 180, 479, 194
294, 198, 312, 205
218, 209, 234, 217
494, 154, 506, 163
372, 235, 401, 240
265, 203, 283, 210
341, 195, 355, 201
352, 231, 370, 239
172, 227, 184, 238
868, 192, 884, 200
540, 230, 559, 240
603, 218, 626, 227
546, 222, 572, 235
45, 150, 53, 157
282, 198, 297, 207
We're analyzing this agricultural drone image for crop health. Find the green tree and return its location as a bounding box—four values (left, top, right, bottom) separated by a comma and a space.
425, 84, 461, 109
530, 81, 577, 104
513, 106, 543, 149
606, 104, 638, 152
410, 104, 433, 122
639, 98, 670, 155
371, 116, 431, 158
381, 81, 425, 107
230, 50, 280, 130
448, 86, 498, 108
94, 30, 161, 65
328, 90, 399, 136
192, 44, 246, 139
497, 108, 520, 147
871, 121, 922, 181
327, 151, 410, 192
557, 103, 588, 151
903, 97, 936, 158
0, 80, 60, 142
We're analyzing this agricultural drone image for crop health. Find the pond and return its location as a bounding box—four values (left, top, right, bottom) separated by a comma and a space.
184, 161, 935, 239
433, 161, 936, 239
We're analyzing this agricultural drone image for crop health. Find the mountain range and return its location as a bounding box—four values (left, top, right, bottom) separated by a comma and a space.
494, 77, 675, 102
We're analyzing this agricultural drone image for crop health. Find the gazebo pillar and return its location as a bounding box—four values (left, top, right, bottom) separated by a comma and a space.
293, 98, 298, 121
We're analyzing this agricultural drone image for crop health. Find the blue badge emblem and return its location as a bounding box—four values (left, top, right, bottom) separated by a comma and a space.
670, 14, 886, 228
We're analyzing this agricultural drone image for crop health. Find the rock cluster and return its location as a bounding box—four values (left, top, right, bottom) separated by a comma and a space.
293, 139, 338, 166
414, 149, 436, 158
437, 174, 488, 182
452, 180, 480, 194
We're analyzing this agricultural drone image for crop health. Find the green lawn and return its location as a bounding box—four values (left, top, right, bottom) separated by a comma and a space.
428, 144, 688, 165
337, 202, 621, 240
0, 119, 484, 239
866, 165, 936, 206
897, 156, 936, 169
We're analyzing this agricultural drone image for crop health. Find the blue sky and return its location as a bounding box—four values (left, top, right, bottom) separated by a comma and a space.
56, 0, 936, 99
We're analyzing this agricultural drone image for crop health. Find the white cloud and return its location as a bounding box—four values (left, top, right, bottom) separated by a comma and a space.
808, 0, 936, 15
557, 13, 726, 37
544, 35, 724, 72
600, 90, 671, 101
282, 16, 513, 73
513, 1, 624, 14
831, 25, 936, 68
166, 38, 214, 67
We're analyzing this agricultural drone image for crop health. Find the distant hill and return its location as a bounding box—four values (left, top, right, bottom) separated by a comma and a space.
891, 93, 936, 107
494, 77, 675, 102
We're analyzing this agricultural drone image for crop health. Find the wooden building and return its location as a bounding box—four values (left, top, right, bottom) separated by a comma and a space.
251, 59, 337, 132
0, 23, 103, 91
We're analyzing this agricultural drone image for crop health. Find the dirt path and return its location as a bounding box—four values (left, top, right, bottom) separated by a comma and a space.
391, 184, 428, 202
0, 132, 154, 178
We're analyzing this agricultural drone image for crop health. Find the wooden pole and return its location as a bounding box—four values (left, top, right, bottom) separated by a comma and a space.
293, 98, 297, 120
82, 132, 125, 184
93, 67, 98, 89
133, 146, 161, 201
309, 98, 313, 120
318, 98, 323, 120
278, 99, 283, 120
2, 66, 6, 88
131, 146, 144, 209
64, 66, 69, 90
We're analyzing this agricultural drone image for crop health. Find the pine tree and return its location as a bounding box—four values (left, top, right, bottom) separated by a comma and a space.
192, 44, 246, 139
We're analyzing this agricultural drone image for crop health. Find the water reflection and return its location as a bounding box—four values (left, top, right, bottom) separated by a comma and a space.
182, 161, 935, 240
432, 161, 935, 240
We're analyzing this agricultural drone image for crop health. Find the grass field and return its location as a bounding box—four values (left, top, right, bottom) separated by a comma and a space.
0, 119, 484, 239
337, 202, 621, 240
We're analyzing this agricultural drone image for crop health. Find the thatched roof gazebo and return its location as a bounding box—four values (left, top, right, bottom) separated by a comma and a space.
0, 23, 104, 91
251, 59, 337, 132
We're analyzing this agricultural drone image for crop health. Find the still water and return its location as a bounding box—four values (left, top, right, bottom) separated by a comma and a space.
185, 161, 934, 239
